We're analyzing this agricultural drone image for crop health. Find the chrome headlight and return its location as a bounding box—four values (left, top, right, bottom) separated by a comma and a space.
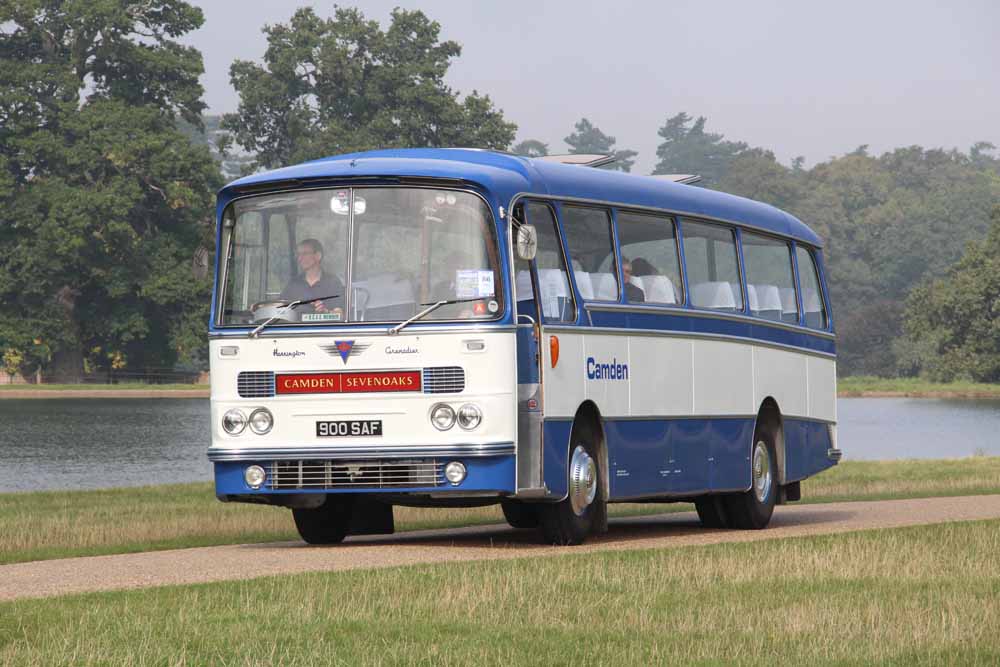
244, 465, 266, 489
457, 403, 482, 430
222, 409, 247, 435
444, 461, 467, 485
248, 408, 274, 435
430, 403, 456, 431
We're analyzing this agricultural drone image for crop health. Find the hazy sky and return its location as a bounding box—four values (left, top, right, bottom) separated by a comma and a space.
183, 0, 1000, 174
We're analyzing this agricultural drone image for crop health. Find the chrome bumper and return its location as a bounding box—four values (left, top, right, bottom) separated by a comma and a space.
207, 441, 515, 462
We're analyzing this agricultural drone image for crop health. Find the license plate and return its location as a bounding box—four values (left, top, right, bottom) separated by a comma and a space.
316, 420, 383, 437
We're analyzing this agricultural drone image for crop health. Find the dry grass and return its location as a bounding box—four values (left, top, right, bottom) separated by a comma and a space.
3, 456, 999, 566
2, 519, 999, 665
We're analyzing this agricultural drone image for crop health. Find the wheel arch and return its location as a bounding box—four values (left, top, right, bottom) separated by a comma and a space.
570, 400, 609, 500
752, 397, 786, 485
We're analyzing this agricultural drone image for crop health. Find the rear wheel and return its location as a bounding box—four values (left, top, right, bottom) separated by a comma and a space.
538, 424, 605, 545
723, 433, 777, 529
501, 500, 540, 529
292, 495, 353, 544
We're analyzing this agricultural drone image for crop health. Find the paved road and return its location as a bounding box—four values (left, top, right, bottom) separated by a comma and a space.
3, 494, 1000, 601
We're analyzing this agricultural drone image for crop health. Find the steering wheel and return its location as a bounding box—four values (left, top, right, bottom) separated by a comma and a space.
249, 300, 295, 324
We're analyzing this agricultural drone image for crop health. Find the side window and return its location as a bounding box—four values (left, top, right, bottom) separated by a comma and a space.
513, 201, 576, 323
561, 206, 618, 302
681, 220, 743, 311
796, 246, 829, 329
617, 211, 683, 305
742, 231, 797, 323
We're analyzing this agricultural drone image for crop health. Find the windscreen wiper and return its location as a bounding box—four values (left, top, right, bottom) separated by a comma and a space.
249, 294, 341, 338
387, 297, 484, 336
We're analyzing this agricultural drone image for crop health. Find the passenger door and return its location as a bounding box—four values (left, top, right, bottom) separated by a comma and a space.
512, 201, 575, 495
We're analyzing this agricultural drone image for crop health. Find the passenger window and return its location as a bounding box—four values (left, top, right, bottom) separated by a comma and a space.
561, 206, 618, 302
616, 211, 683, 305
513, 202, 576, 323
741, 231, 797, 323
681, 220, 743, 311
796, 246, 828, 329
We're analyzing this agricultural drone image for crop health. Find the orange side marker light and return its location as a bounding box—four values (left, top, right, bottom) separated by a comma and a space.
550, 335, 560, 368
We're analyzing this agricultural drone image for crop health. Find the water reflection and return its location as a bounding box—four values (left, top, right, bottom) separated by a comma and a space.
838, 397, 1000, 460
0, 398, 210, 492
1, 397, 998, 492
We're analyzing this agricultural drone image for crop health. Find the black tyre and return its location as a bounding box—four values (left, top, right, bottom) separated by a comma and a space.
723, 431, 778, 530
538, 422, 605, 545
694, 495, 730, 528
292, 495, 353, 544
501, 500, 540, 529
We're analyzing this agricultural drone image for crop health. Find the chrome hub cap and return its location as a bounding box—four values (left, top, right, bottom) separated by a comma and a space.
752, 440, 773, 503
569, 445, 597, 516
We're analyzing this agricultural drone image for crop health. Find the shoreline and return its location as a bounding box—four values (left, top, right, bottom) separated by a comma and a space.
1, 388, 998, 400
0, 388, 209, 399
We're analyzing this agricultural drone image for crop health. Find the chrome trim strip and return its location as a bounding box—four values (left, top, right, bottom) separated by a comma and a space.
507, 190, 823, 249
207, 441, 516, 462
208, 324, 518, 339
583, 303, 836, 340
542, 324, 836, 359
543, 414, 836, 424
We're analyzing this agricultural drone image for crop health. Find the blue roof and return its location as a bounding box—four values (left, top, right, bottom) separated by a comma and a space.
221, 148, 822, 247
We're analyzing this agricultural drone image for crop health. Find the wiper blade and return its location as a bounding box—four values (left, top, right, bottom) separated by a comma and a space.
249, 294, 341, 338
387, 297, 484, 336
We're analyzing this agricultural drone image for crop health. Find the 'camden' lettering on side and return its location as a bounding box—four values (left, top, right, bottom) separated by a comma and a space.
586, 357, 629, 380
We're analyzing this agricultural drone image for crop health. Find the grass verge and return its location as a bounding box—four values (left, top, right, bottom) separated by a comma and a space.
839, 375, 1000, 398
3, 456, 999, 566
2, 519, 999, 665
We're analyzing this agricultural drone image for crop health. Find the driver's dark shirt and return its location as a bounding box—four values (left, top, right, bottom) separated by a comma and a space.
279, 272, 344, 313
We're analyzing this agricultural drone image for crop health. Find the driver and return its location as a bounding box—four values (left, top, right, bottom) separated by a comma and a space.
279, 239, 345, 318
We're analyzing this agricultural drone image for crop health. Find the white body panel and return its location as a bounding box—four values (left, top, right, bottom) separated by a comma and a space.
542, 330, 837, 422
209, 331, 516, 454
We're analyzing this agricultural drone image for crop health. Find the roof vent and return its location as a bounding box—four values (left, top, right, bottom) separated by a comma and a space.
536, 154, 618, 168
651, 174, 702, 185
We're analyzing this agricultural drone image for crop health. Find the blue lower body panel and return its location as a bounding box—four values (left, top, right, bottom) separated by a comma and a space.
214, 455, 516, 498
542, 416, 835, 501
784, 419, 835, 482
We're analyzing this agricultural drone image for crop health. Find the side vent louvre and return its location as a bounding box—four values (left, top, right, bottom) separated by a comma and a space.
422, 366, 465, 394
237, 371, 276, 398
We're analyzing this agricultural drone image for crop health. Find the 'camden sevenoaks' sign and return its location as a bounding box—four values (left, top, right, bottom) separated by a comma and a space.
275, 370, 421, 395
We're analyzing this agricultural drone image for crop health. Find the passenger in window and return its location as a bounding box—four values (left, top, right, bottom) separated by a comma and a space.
280, 238, 345, 317
621, 258, 645, 303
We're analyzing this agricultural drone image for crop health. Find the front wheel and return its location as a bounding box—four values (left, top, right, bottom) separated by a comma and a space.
723, 434, 778, 529
501, 500, 539, 529
538, 428, 605, 545
292, 496, 353, 544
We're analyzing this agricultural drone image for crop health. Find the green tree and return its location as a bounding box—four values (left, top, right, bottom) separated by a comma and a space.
0, 0, 220, 380
222, 7, 517, 170
563, 118, 637, 172
897, 206, 1000, 381
653, 112, 747, 185
512, 139, 549, 158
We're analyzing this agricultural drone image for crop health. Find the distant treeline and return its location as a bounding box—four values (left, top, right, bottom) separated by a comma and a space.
2, 2, 998, 382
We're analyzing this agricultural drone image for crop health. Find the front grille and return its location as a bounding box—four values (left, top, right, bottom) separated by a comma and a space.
267, 459, 443, 489
238, 371, 276, 398
422, 366, 465, 393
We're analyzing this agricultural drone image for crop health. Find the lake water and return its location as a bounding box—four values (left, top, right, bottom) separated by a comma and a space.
1, 397, 998, 492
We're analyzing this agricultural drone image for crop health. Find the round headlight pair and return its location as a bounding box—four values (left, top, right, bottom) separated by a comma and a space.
430, 403, 482, 431
222, 408, 273, 435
